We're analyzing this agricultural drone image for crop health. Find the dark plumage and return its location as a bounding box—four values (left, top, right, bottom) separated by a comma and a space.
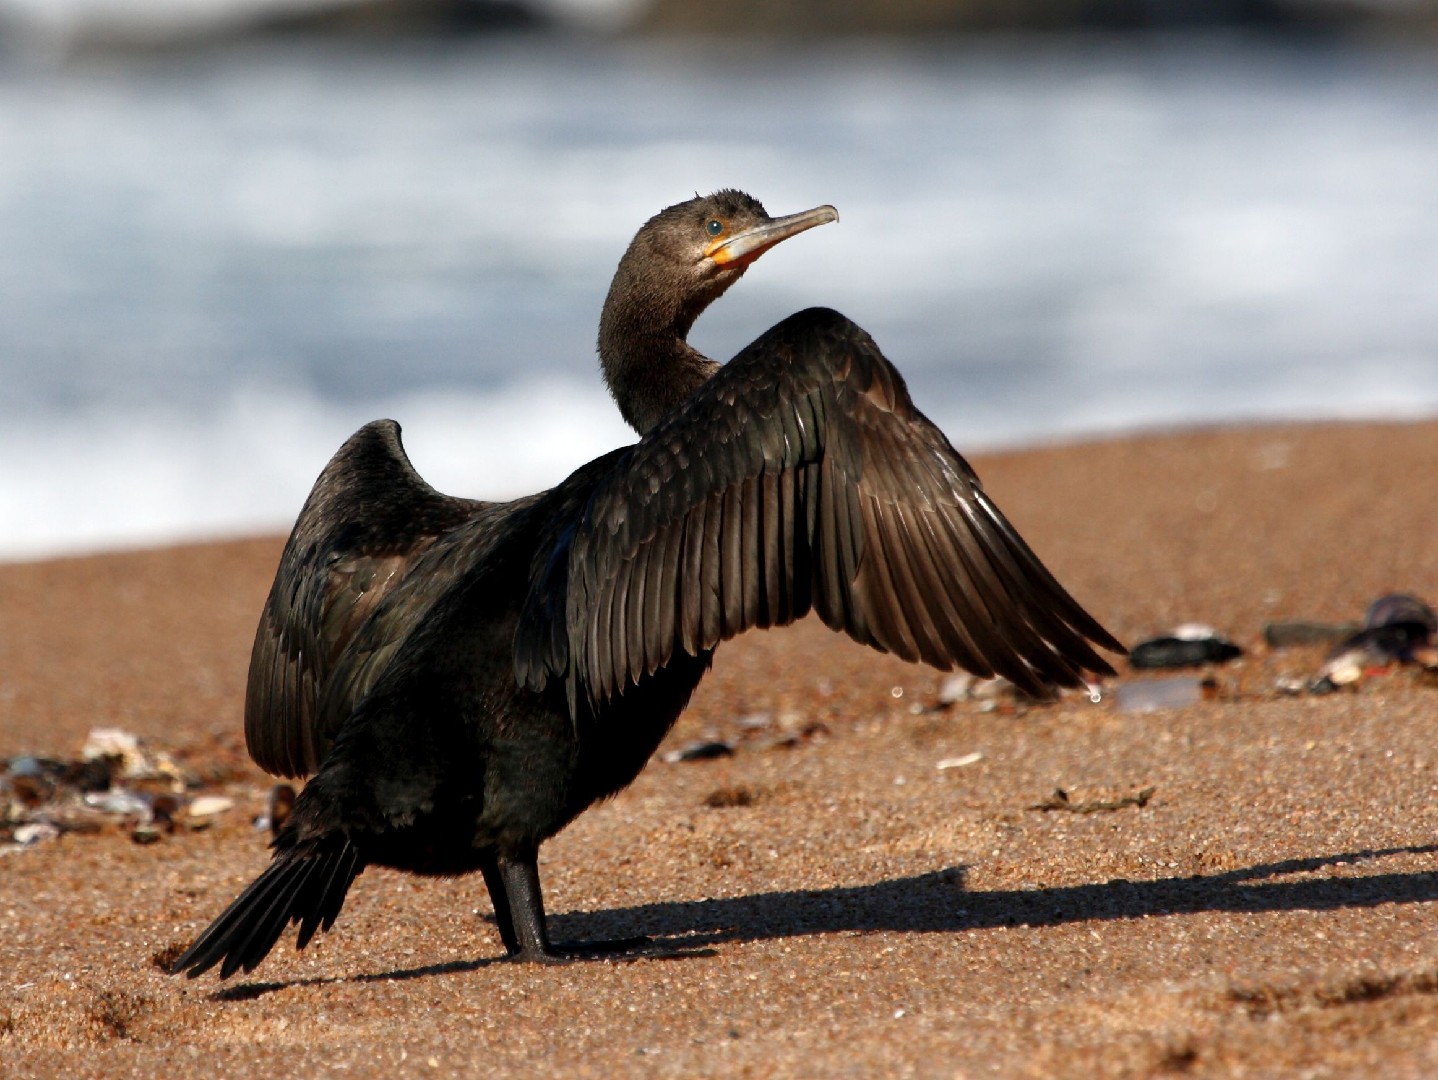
170, 189, 1125, 979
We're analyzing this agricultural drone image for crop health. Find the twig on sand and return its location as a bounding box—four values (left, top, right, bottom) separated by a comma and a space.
1028, 786, 1156, 813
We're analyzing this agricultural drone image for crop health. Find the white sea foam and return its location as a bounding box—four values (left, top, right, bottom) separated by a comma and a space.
1, 381, 634, 561
5, 358, 1434, 563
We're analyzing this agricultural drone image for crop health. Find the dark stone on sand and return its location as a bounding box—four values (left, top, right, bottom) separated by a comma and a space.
1129, 634, 1242, 670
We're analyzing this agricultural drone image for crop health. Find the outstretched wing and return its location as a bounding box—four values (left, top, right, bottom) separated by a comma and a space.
246, 419, 483, 778
514, 307, 1124, 713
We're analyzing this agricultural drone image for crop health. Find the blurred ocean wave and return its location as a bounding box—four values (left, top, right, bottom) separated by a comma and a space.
1, 33, 1436, 559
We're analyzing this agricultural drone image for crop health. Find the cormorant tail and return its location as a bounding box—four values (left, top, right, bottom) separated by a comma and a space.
170, 834, 362, 980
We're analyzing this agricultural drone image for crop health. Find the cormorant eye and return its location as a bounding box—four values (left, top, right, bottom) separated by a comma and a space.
705, 219, 724, 237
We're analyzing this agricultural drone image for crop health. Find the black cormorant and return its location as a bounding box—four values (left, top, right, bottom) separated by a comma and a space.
170, 190, 1125, 979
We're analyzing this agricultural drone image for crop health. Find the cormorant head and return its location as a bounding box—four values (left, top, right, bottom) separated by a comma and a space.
598, 190, 838, 434
627, 189, 839, 308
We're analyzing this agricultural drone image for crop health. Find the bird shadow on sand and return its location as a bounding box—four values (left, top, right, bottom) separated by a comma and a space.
550, 843, 1438, 951
207, 940, 718, 1002
209, 843, 1438, 1000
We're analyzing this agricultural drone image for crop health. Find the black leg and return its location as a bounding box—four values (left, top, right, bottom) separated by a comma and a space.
479, 854, 520, 955
496, 853, 650, 962
497, 854, 554, 958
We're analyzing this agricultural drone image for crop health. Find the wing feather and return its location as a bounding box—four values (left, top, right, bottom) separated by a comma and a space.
957, 497, 1113, 674
246, 420, 483, 777
515, 307, 1124, 714
905, 505, 993, 675
856, 495, 921, 662
678, 500, 705, 656
643, 520, 674, 677
727, 477, 747, 633
698, 488, 724, 647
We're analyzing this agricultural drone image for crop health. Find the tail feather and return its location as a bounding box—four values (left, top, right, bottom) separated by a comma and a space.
170, 835, 363, 979
298, 842, 359, 950
220, 855, 327, 980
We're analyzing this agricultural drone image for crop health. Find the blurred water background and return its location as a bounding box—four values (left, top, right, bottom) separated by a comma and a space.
2, 0, 1437, 560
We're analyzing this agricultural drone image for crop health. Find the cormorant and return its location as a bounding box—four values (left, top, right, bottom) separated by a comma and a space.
170, 190, 1124, 979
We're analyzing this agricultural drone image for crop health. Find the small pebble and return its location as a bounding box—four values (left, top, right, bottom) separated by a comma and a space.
7, 773, 54, 808
13, 822, 60, 846
1130, 628, 1242, 670
81, 728, 157, 781
936, 753, 983, 770
766, 720, 829, 751
83, 790, 151, 817
937, 673, 974, 705
151, 794, 181, 832
971, 677, 1014, 700
266, 783, 297, 837
1364, 593, 1437, 635
662, 740, 734, 764
187, 795, 235, 819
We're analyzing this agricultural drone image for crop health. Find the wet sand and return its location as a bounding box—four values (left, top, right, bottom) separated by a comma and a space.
3, 419, 1438, 1078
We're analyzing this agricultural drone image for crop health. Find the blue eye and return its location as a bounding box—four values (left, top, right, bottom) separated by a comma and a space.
706, 219, 723, 236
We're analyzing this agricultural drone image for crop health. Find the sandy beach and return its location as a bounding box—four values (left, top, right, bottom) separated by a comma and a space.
3, 419, 1438, 1078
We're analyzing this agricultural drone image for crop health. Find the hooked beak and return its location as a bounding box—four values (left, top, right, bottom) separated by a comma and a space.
707, 204, 839, 268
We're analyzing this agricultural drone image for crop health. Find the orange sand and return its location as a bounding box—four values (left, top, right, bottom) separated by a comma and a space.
3, 420, 1438, 1078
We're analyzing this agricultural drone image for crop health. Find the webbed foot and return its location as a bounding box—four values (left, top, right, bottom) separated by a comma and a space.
507, 934, 652, 963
